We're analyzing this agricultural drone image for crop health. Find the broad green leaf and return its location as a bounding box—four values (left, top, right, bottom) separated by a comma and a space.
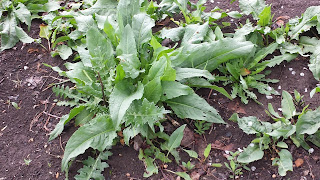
235, 116, 271, 134
147, 57, 175, 82
204, 144, 211, 159
239, 0, 266, 20
166, 93, 225, 123
257, 6, 271, 26
175, 68, 214, 81
15, 26, 33, 43
75, 109, 95, 126
116, 25, 137, 56
277, 142, 288, 149
164, 125, 186, 153
81, 0, 118, 15
183, 149, 198, 159
281, 91, 296, 120
1, 13, 19, 51
53, 45, 72, 60
308, 54, 320, 81
61, 116, 116, 171
227, 11, 242, 19
117, 0, 140, 29
109, 81, 144, 126
132, 13, 155, 50
160, 27, 185, 42
49, 106, 85, 141
181, 22, 209, 45
289, 6, 320, 40
296, 109, 320, 135
52, 36, 70, 49
310, 86, 320, 98
39, 24, 51, 40
237, 144, 264, 163
267, 124, 296, 139
118, 54, 142, 79
87, 27, 114, 70
14, 3, 31, 28
75, 15, 95, 33
274, 149, 293, 176
104, 18, 118, 47
161, 81, 193, 100
144, 77, 162, 103
143, 157, 158, 177
175, 172, 192, 180
186, 78, 232, 100
176, 38, 255, 72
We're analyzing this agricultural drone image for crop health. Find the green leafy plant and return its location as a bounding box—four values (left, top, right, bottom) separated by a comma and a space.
0, 0, 60, 51
48, 0, 227, 178
194, 120, 212, 135
231, 90, 320, 176
224, 150, 250, 180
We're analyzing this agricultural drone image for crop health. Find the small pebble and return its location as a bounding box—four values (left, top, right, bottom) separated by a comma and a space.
225, 150, 230, 154
289, 68, 293, 71
292, 71, 296, 75
303, 67, 308, 70
281, 5, 284, 9
272, 174, 277, 178
278, 108, 282, 112
266, 95, 273, 99
251, 166, 256, 171
308, 148, 314, 154
267, 86, 272, 91
126, 173, 130, 177
213, 93, 217, 96
249, 143, 254, 147
237, 148, 243, 152
305, 88, 308, 93
24, 66, 29, 70
278, 85, 282, 90
300, 72, 305, 76
248, 121, 253, 127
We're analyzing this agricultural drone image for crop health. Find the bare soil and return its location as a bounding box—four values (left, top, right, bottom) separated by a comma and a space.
1, 1, 320, 180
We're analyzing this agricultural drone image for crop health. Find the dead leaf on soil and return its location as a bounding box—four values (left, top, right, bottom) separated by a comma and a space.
227, 101, 246, 114
211, 140, 234, 151
27, 48, 39, 53
181, 126, 195, 147
133, 135, 143, 151
295, 158, 304, 167
25, 76, 43, 89
197, 139, 207, 159
190, 169, 205, 180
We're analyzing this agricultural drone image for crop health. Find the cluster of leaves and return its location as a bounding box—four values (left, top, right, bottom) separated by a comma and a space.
47, 0, 233, 178
231, 90, 320, 176
0, 0, 60, 51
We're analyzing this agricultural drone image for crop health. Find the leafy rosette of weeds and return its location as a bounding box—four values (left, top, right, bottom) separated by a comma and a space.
231, 90, 320, 176
0, 0, 60, 51
48, 0, 229, 178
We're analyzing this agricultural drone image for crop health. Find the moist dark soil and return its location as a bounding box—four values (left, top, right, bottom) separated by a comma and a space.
1, 1, 320, 180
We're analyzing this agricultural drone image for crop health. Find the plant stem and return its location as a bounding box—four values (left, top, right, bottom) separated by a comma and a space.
97, 72, 107, 106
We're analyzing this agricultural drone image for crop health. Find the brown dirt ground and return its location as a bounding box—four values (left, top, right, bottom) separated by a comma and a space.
1, 1, 320, 180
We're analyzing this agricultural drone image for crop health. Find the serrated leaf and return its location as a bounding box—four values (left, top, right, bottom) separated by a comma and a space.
15, 26, 33, 43
275, 149, 293, 176
166, 93, 225, 124
281, 91, 296, 120
235, 116, 271, 134
265, 53, 297, 67
109, 81, 144, 126
175, 172, 192, 180
132, 13, 155, 51
49, 106, 85, 141
143, 157, 158, 177
237, 144, 264, 163
296, 109, 320, 135
61, 116, 116, 171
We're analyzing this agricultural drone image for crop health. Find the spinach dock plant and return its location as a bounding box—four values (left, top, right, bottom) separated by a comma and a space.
48, 0, 228, 178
